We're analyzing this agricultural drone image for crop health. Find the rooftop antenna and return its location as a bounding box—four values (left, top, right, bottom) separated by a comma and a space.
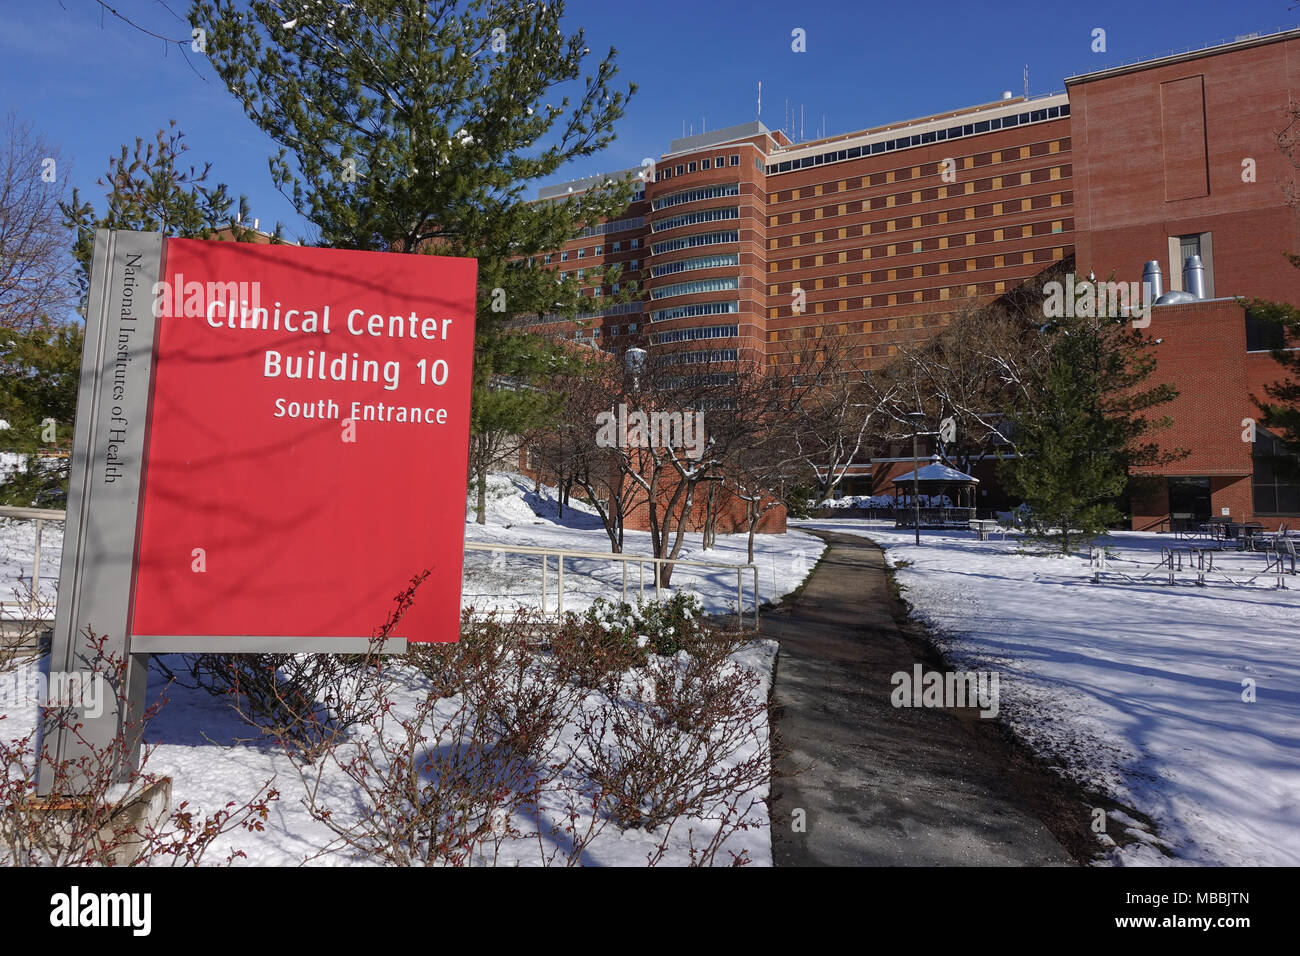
801, 104, 804, 141
757, 81, 762, 122
1024, 64, 1029, 99
785, 98, 790, 139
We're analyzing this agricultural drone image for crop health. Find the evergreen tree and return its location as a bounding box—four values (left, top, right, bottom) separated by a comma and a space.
0, 125, 262, 505
1244, 253, 1300, 475
1001, 307, 1180, 554
0, 319, 81, 506
191, 0, 640, 514
61, 122, 268, 298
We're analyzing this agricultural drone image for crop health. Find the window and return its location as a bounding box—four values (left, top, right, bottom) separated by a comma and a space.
577, 248, 586, 258
729, 154, 739, 166
650, 276, 740, 300
688, 161, 697, 173
675, 164, 684, 175
594, 245, 603, 255
560, 251, 569, 261
701, 158, 711, 170
651, 324, 738, 344
612, 241, 622, 252
1246, 307, 1288, 352
610, 325, 620, 336
575, 269, 583, 279
652, 182, 740, 210
651, 252, 740, 278
1254, 431, 1300, 515
630, 259, 639, 270
630, 238, 639, 249
629, 323, 638, 333
716, 155, 726, 167
1174, 231, 1214, 296
650, 300, 739, 323
544, 254, 552, 264
651, 230, 739, 255
650, 207, 739, 233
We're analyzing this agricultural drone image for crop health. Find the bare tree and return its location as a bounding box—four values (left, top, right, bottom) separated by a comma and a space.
0, 114, 73, 331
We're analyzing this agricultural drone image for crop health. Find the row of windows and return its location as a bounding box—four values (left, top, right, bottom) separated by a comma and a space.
767, 142, 1067, 204
655, 154, 741, 182
578, 216, 645, 238
553, 239, 640, 262
650, 300, 740, 323
651, 324, 739, 344
651, 252, 740, 278
652, 182, 741, 211
660, 372, 738, 389
650, 229, 739, 256
765, 104, 1070, 174
661, 348, 739, 365
763, 270, 1059, 315
768, 167, 1069, 225
650, 276, 740, 300
768, 192, 1070, 249
557, 260, 638, 281
768, 242, 1068, 288
651, 206, 739, 233
536, 301, 643, 324
768, 219, 1071, 270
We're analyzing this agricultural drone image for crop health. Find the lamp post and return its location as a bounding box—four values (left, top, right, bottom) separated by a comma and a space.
907, 411, 926, 546
624, 347, 647, 393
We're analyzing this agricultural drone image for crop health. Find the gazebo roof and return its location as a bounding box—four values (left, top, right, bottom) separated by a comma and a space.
892, 462, 979, 484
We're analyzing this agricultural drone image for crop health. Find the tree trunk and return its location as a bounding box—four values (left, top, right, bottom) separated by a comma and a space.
475, 468, 487, 525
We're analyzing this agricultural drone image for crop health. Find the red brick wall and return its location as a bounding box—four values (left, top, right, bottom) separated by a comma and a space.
1069, 33, 1300, 303
1132, 299, 1297, 531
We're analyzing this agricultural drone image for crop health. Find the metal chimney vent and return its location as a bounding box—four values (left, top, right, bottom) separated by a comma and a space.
1183, 255, 1206, 299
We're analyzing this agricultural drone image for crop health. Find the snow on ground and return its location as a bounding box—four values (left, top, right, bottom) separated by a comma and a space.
798, 518, 1300, 867
0, 473, 816, 866
463, 473, 825, 618
0, 515, 62, 620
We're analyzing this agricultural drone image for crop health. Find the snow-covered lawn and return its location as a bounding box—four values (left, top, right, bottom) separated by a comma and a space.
463, 474, 824, 617
0, 474, 820, 866
798, 519, 1300, 866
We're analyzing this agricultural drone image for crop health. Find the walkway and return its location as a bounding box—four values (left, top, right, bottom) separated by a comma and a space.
765, 530, 1079, 866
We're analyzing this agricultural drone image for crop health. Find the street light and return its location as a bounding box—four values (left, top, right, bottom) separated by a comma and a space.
906, 411, 927, 546
624, 347, 647, 393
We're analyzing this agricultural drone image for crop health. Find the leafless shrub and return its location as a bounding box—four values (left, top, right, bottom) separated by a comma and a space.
0, 629, 277, 866
167, 571, 430, 760
575, 629, 770, 862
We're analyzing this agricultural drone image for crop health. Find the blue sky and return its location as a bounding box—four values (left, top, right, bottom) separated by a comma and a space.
3, 0, 1295, 242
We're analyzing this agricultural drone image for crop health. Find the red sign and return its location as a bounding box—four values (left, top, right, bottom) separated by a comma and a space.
129, 239, 477, 643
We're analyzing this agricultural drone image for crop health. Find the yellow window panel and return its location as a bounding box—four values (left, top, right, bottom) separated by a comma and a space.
992, 177, 1002, 189
815, 278, 824, 290
1019, 146, 1030, 159
887, 268, 897, 280
1049, 167, 1061, 180
1049, 140, 1060, 153
839, 275, 847, 287
911, 191, 921, 202
815, 254, 824, 266
1051, 193, 1062, 207
1022, 225, 1033, 238
993, 228, 1004, 241
911, 216, 921, 228
814, 184, 824, 196
815, 208, 824, 219
838, 250, 847, 262
1020, 198, 1032, 211
912, 265, 921, 278
994, 255, 1004, 267
963, 156, 974, 169
939, 262, 949, 274
964, 181, 975, 194
838, 227, 847, 240
886, 170, 896, 183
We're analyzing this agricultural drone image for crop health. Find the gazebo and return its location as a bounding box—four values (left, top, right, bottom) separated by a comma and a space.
891, 457, 979, 527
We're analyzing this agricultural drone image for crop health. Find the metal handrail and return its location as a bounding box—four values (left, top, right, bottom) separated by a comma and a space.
0, 505, 66, 619
0, 506, 763, 628
465, 541, 760, 629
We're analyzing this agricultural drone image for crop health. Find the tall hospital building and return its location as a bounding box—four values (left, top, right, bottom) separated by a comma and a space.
525, 27, 1300, 531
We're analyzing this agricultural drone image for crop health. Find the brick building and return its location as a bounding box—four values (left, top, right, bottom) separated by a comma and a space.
526, 26, 1300, 531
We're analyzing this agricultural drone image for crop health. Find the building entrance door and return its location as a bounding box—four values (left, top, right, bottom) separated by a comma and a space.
1168, 476, 1212, 522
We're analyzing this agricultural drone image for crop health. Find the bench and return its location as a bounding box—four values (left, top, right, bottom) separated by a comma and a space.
969, 519, 999, 541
